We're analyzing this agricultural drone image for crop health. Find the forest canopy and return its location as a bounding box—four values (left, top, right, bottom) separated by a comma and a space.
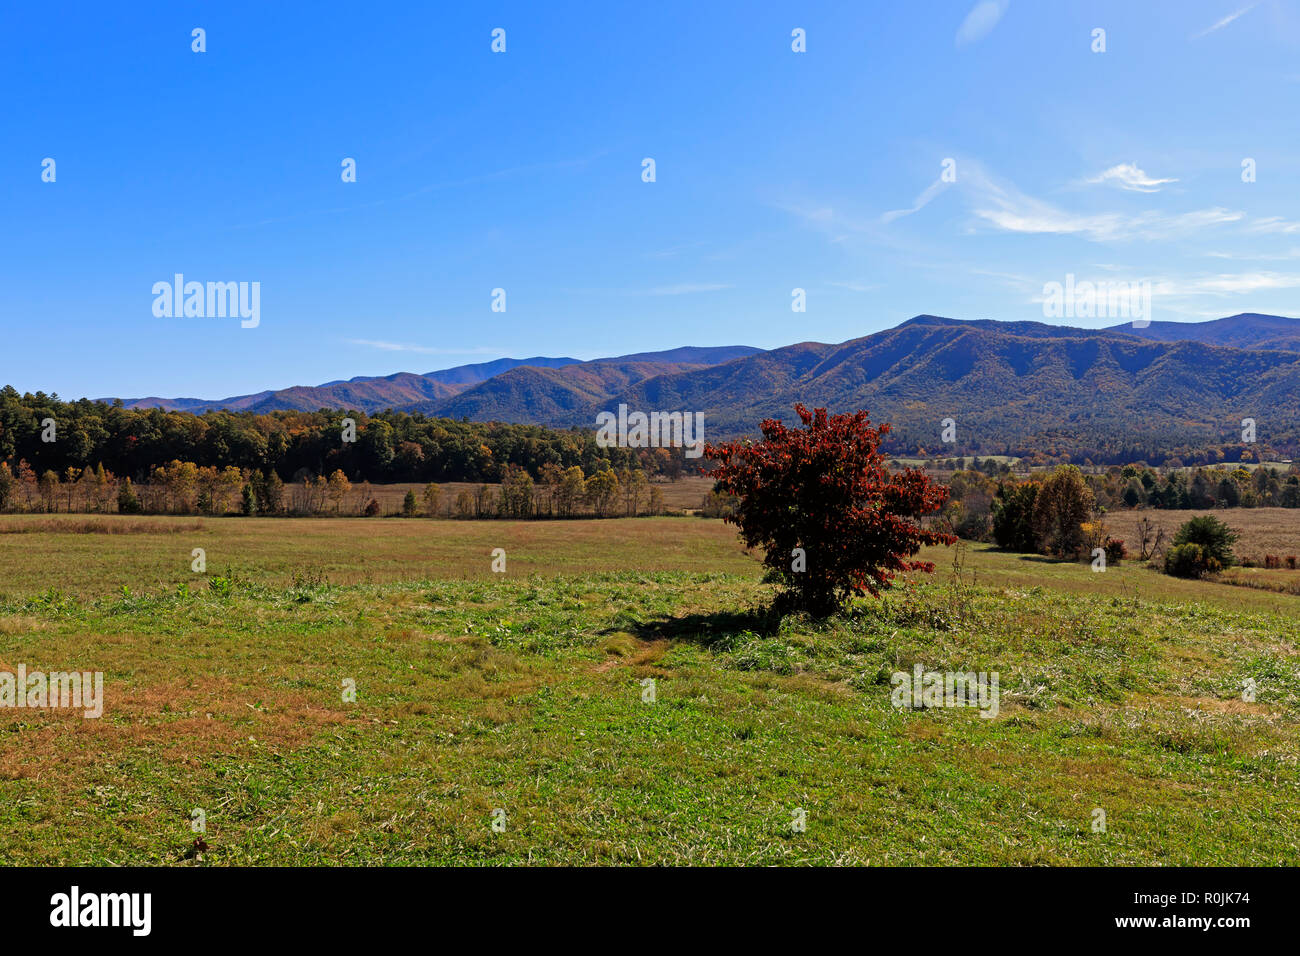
0, 386, 696, 485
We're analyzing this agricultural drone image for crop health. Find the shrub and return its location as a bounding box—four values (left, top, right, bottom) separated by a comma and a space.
208, 575, 236, 597
991, 480, 1039, 552
363, 498, 381, 516
1289, 556, 1298, 570
1171, 515, 1238, 568
1031, 465, 1095, 558
705, 404, 954, 617
953, 509, 991, 542
116, 479, 142, 515
1104, 538, 1127, 564
1265, 554, 1281, 570
699, 489, 739, 519
402, 490, 418, 516
498, 466, 535, 518
1164, 543, 1218, 578
260, 470, 285, 514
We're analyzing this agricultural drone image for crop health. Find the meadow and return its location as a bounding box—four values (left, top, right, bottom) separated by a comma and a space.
1103, 507, 1300, 566
0, 515, 1297, 865
1103, 507, 1300, 599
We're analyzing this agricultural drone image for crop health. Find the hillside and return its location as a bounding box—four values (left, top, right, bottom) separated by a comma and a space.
107, 356, 584, 414
105, 348, 759, 415
1106, 312, 1300, 351
84, 315, 1300, 463
607, 317, 1300, 459
417, 353, 761, 422
428, 315, 1300, 462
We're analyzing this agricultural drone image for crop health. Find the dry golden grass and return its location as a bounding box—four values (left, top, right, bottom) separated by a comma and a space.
1102, 507, 1300, 563
0, 517, 207, 535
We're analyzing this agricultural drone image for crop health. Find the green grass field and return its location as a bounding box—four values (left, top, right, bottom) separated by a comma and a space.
1, 515, 1297, 865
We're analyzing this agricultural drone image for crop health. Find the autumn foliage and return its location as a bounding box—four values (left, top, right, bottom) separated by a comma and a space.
705, 405, 956, 616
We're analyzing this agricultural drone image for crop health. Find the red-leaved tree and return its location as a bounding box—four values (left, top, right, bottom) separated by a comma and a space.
705, 405, 956, 616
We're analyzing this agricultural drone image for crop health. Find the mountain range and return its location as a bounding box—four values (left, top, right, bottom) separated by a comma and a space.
1107, 312, 1300, 352
99, 313, 1300, 460
105, 347, 761, 415
603, 314, 1300, 459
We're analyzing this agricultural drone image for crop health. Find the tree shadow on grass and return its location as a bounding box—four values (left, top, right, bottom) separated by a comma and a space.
985, 546, 1076, 566
601, 606, 780, 649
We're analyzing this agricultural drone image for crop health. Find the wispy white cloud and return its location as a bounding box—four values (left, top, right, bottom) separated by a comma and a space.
1020, 271, 1300, 319
1192, 4, 1257, 39
777, 161, 1251, 253
974, 198, 1241, 242
881, 176, 954, 223
1249, 216, 1300, 235
955, 0, 1010, 47
781, 155, 1262, 255
769, 191, 963, 267
1085, 163, 1178, 193
967, 165, 1241, 241
1206, 250, 1300, 262
1160, 271, 1300, 295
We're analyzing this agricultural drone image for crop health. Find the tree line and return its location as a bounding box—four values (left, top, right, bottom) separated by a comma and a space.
931, 461, 1300, 564
0, 458, 671, 519
0, 386, 701, 490
941, 460, 1300, 541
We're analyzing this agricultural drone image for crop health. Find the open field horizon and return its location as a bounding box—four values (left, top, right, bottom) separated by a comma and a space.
7, 506, 1298, 649
5, 508, 1300, 605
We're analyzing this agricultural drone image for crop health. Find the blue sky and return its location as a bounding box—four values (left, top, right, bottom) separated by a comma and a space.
4, 0, 1300, 399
